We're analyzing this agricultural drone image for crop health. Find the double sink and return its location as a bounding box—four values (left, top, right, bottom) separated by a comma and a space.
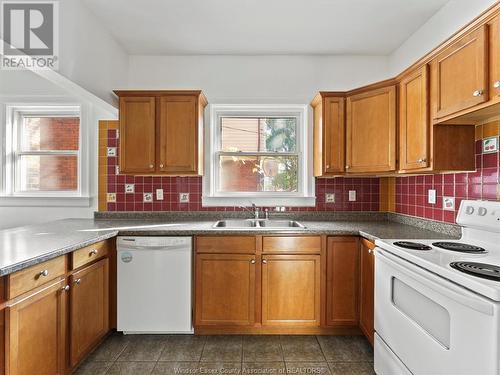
213, 219, 306, 230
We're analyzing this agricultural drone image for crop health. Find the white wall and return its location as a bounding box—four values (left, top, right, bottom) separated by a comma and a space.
127, 55, 390, 103
58, 0, 128, 106
389, 0, 498, 75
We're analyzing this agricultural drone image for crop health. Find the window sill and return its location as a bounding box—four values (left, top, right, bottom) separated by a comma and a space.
202, 196, 316, 207
0, 196, 91, 207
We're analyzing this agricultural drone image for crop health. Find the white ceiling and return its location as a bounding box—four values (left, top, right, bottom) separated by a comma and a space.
81, 0, 450, 55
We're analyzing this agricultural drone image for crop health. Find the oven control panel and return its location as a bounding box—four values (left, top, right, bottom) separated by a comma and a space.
457, 199, 500, 231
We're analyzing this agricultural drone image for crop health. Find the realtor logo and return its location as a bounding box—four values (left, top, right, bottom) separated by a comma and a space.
1, 1, 59, 69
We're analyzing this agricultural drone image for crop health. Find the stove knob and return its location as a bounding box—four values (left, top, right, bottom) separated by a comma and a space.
478, 207, 488, 216
465, 206, 475, 215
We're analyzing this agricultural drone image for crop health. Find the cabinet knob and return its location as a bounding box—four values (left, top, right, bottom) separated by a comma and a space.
345, 165, 350, 169
74, 278, 81, 285
473, 89, 484, 97
61, 285, 70, 292
494, 81, 500, 89
262, 259, 268, 264
326, 165, 330, 169
160, 164, 164, 168
38, 269, 49, 277
89, 249, 98, 256
417, 158, 427, 163
368, 249, 373, 254
250, 259, 256, 264
149, 164, 154, 169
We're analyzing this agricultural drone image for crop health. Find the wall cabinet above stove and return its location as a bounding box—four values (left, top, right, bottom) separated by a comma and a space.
114, 90, 207, 176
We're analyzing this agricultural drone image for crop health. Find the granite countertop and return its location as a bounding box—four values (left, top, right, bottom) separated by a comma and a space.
0, 216, 460, 276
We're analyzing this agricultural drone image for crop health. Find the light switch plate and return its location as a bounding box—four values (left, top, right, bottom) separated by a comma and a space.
348, 190, 356, 202
325, 193, 335, 203
179, 192, 190, 203
443, 196, 455, 211
428, 189, 437, 204
156, 189, 164, 200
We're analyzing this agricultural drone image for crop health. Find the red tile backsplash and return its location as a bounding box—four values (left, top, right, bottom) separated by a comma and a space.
396, 138, 500, 224
104, 129, 380, 212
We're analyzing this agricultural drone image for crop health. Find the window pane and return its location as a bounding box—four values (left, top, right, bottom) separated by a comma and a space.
19, 155, 78, 191
221, 117, 296, 152
219, 155, 298, 192
22, 117, 79, 151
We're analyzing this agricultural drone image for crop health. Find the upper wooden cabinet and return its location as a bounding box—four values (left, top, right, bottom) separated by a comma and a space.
489, 14, 500, 101
312, 94, 345, 176
400, 66, 476, 173
346, 85, 397, 173
399, 66, 430, 171
115, 90, 207, 175
431, 25, 488, 120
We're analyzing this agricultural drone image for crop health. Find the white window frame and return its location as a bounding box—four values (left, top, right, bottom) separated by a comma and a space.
0, 104, 90, 207
203, 104, 315, 207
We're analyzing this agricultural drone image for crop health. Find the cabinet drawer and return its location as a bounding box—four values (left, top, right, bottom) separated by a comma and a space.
196, 236, 257, 254
71, 240, 109, 270
262, 236, 321, 254
7, 256, 66, 299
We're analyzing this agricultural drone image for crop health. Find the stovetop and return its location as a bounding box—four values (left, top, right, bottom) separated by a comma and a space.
375, 200, 500, 301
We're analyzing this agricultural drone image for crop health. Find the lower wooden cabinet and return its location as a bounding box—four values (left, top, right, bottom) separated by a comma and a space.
5, 279, 67, 375
359, 239, 375, 345
261, 255, 321, 326
326, 237, 359, 326
195, 254, 256, 326
70, 258, 109, 367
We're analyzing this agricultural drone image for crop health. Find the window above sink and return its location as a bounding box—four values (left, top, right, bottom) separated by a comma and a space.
203, 104, 315, 207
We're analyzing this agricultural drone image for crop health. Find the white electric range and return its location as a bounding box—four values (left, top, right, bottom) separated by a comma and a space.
374, 199, 500, 375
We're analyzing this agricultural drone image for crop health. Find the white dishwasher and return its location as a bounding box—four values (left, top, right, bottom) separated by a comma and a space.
117, 236, 193, 334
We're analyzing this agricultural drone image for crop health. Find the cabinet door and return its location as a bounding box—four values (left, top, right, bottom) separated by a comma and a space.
195, 254, 256, 326
6, 279, 67, 375
359, 239, 375, 346
490, 15, 500, 100
399, 66, 430, 171
314, 96, 345, 175
431, 25, 488, 119
119, 97, 156, 173
70, 258, 109, 367
159, 95, 199, 174
346, 86, 396, 173
326, 237, 359, 326
261, 255, 320, 326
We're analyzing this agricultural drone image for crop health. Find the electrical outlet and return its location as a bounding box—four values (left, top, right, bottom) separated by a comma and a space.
179, 192, 189, 203
125, 184, 135, 193
348, 190, 356, 202
428, 189, 436, 204
156, 189, 164, 200
443, 196, 455, 211
325, 193, 335, 203
143, 193, 153, 203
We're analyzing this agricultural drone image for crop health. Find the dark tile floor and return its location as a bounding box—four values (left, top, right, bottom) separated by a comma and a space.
75, 334, 374, 375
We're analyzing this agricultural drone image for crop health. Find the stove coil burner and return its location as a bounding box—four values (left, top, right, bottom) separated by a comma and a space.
433, 242, 486, 254
393, 241, 432, 250
450, 262, 500, 281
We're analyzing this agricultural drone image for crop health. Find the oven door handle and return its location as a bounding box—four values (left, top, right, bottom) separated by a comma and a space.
376, 249, 494, 316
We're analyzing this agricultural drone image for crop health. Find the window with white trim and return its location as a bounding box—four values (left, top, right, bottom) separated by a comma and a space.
1, 105, 88, 204
203, 105, 315, 207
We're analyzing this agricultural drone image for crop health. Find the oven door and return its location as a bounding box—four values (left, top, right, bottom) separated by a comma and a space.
375, 248, 499, 375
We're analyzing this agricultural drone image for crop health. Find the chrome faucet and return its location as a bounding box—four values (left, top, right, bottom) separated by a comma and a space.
239, 203, 260, 219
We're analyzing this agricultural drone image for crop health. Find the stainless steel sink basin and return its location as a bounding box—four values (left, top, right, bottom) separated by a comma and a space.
213, 219, 259, 228
258, 220, 305, 228
212, 219, 306, 230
